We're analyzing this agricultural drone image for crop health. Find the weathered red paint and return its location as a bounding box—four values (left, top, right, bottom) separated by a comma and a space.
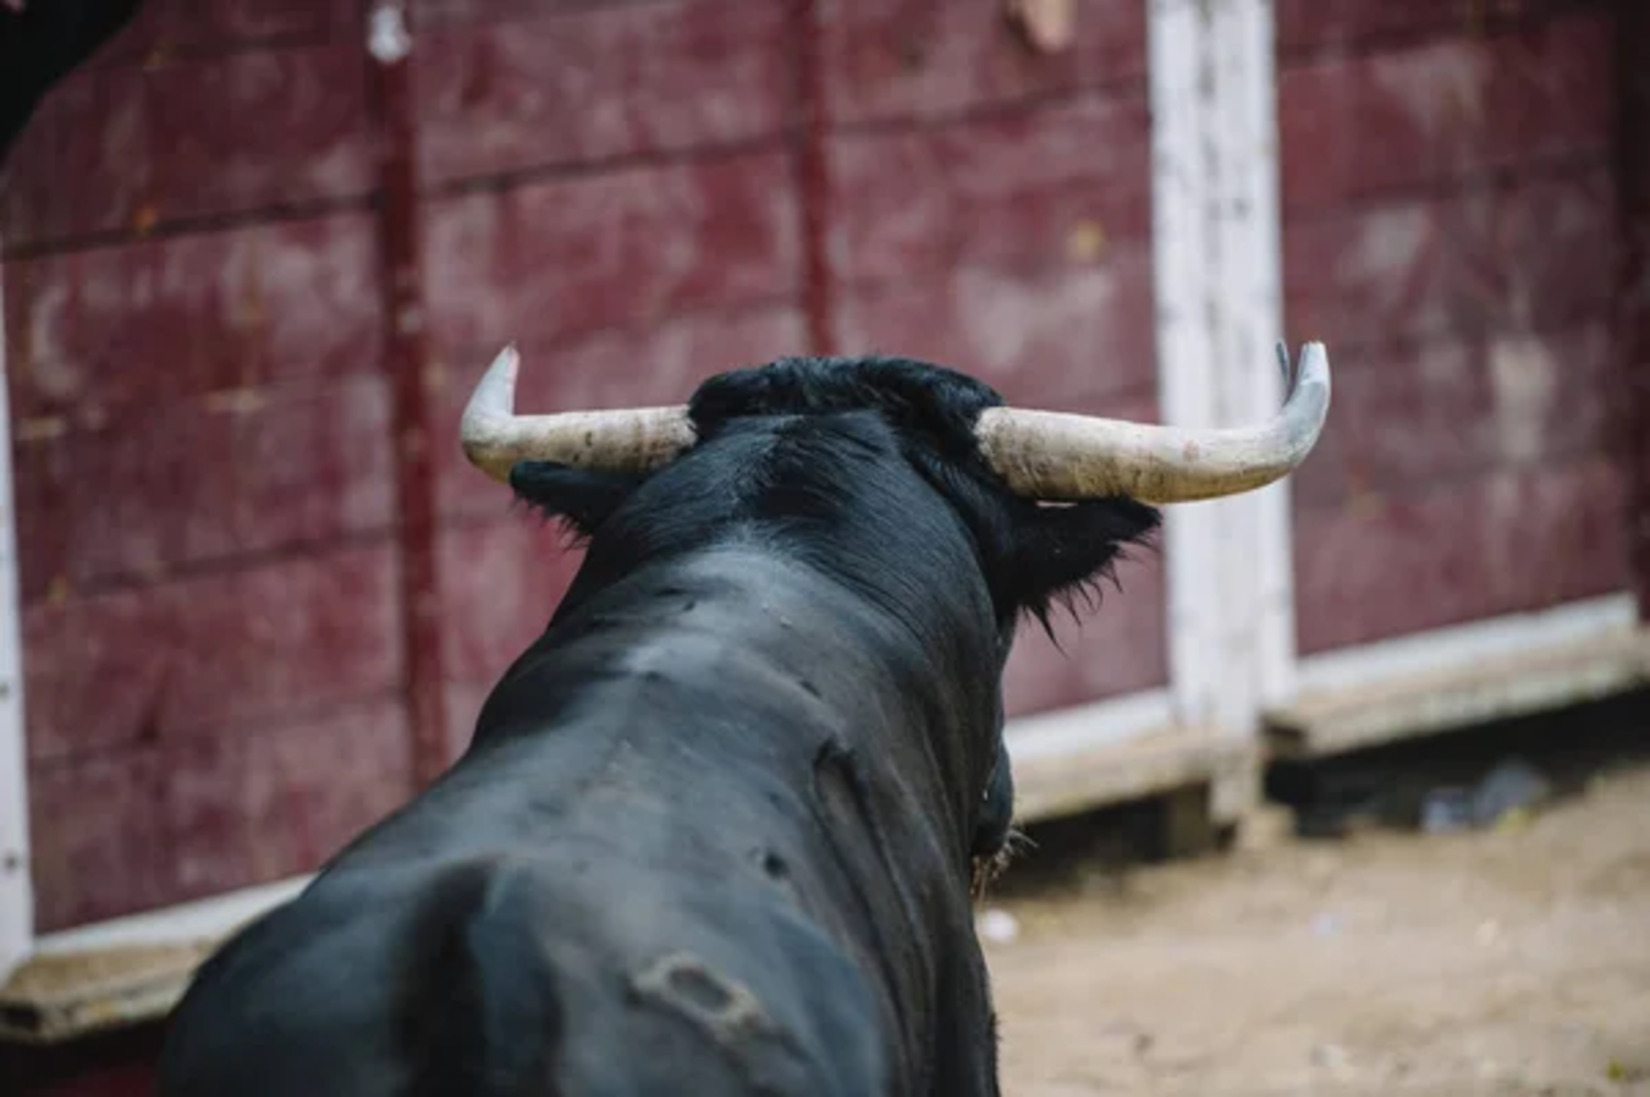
11, 377, 393, 603
4, 0, 1163, 942
1620, 0, 1650, 620
1294, 456, 1628, 654
26, 744, 169, 931
84, 0, 351, 67
1003, 555, 1168, 718
422, 152, 801, 362
1289, 321, 1617, 510
1, 213, 384, 423
1000, 387, 1168, 715
819, 0, 1147, 128
835, 248, 1159, 410
1275, 0, 1605, 57
0, 43, 373, 251
827, 92, 1153, 289
365, 2, 447, 787
23, 543, 401, 765
1279, 13, 1615, 211
155, 695, 412, 912
414, 0, 792, 188
28, 694, 412, 932
436, 519, 583, 687
1282, 1, 1627, 652
1284, 166, 1616, 351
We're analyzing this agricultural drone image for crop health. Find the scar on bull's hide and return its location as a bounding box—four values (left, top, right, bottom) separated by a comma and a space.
628, 951, 793, 1050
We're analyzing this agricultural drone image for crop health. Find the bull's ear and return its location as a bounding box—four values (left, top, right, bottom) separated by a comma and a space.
508, 461, 645, 541
1007, 498, 1161, 632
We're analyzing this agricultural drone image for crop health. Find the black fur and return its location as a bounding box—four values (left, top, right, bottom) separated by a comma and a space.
160, 355, 1159, 1097
515, 355, 1160, 635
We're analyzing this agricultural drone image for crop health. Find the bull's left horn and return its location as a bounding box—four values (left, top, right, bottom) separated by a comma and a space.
460, 345, 696, 482
974, 341, 1331, 503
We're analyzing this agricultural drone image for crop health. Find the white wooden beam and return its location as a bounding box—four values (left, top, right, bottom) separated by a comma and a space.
1150, 0, 1294, 743
1273, 594, 1643, 758
1294, 593, 1638, 697
1150, 0, 1221, 731
1005, 687, 1176, 762
0, 244, 32, 983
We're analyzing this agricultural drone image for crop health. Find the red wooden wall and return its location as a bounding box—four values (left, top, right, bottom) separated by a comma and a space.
2, 0, 1162, 935
4, 1, 1649, 1093
1277, 0, 1630, 654
3, 3, 413, 934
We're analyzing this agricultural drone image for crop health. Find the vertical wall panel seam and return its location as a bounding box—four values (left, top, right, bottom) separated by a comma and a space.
790, 0, 837, 356
366, 0, 448, 789
1618, 0, 1650, 621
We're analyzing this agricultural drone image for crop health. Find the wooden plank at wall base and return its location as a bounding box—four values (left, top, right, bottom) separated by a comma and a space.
1011, 723, 1252, 826
1270, 597, 1647, 758
0, 875, 311, 1045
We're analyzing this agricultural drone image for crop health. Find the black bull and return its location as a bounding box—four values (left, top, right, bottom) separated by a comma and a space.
157, 357, 1161, 1096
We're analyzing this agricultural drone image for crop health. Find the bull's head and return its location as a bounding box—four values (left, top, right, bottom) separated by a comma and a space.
458, 342, 1330, 505
458, 343, 1331, 877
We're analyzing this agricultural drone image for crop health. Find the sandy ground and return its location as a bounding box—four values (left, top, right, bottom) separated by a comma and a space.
982, 762, 1650, 1097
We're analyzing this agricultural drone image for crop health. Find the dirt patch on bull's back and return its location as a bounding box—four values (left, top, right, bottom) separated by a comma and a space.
984, 763, 1650, 1096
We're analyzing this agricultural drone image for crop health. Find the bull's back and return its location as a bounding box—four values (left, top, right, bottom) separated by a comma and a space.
159, 852, 887, 1097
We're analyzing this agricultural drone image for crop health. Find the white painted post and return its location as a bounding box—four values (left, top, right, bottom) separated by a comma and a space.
1150, 0, 1222, 733
0, 244, 32, 982
1208, 0, 1297, 722
1149, 0, 1295, 783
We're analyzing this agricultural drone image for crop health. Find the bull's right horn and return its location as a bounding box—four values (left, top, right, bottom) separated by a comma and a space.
974, 341, 1331, 503
459, 345, 696, 483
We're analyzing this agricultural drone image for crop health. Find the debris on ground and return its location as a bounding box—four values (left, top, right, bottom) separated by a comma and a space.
978, 908, 1021, 945
1470, 757, 1553, 827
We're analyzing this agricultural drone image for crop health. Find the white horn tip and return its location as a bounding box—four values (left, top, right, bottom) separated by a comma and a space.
460, 344, 525, 483
1296, 341, 1331, 390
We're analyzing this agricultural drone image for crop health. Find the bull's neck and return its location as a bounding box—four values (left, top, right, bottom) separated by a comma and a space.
507, 543, 1003, 840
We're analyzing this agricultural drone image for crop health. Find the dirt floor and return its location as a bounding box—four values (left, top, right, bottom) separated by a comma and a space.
982, 759, 1650, 1097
